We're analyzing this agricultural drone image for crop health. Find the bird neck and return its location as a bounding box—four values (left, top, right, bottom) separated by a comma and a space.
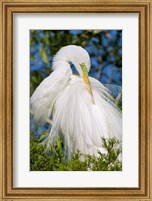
52, 59, 72, 73
52, 50, 82, 77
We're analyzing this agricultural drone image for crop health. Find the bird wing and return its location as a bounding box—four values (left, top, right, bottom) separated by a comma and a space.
46, 75, 121, 157
30, 69, 71, 122
103, 84, 122, 98
89, 76, 116, 104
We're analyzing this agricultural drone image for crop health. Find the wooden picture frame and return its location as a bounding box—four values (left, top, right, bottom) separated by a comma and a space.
0, 0, 152, 200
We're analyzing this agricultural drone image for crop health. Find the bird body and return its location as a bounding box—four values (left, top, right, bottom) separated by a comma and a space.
30, 45, 122, 157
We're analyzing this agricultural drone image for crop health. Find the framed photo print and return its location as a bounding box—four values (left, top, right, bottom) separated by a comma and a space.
0, 0, 152, 200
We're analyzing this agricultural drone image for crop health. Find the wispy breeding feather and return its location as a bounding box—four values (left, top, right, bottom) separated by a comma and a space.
30, 45, 122, 158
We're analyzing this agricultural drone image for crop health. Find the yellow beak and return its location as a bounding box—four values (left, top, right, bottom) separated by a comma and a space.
80, 63, 94, 104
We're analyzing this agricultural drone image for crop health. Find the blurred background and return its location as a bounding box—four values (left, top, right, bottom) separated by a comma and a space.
30, 30, 122, 136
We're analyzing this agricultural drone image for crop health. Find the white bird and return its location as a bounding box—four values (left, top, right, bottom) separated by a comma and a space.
30, 45, 122, 157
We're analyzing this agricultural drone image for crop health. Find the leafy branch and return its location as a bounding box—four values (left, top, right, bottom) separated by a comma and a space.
30, 132, 122, 171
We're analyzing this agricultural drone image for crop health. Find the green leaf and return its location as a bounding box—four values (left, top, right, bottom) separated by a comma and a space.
38, 132, 49, 142
31, 76, 38, 84
39, 46, 48, 63
93, 30, 103, 35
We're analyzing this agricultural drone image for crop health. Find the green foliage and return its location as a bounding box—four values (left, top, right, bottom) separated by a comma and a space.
30, 132, 122, 171
88, 138, 122, 171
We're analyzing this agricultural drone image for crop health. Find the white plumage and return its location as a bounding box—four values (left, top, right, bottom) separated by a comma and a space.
30, 45, 122, 157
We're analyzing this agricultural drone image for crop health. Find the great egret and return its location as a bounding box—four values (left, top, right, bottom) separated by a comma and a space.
30, 45, 122, 157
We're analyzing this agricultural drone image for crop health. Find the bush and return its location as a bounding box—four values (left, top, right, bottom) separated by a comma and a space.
30, 132, 122, 171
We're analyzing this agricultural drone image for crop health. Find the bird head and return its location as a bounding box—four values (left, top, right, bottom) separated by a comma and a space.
54, 45, 94, 102
55, 45, 90, 74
